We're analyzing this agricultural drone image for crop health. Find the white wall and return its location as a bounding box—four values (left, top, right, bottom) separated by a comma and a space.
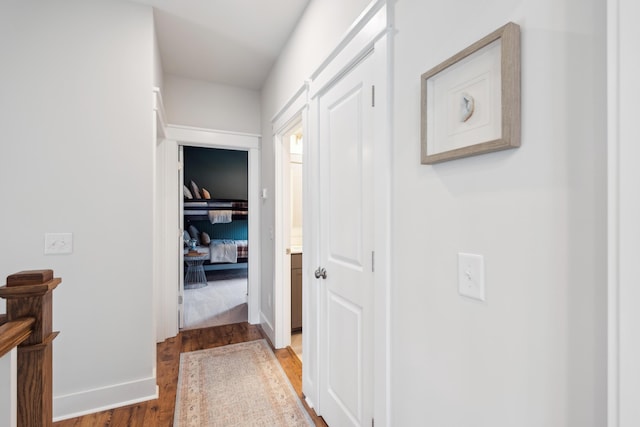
0, 0, 157, 419
391, 1, 606, 426
0, 350, 17, 427
260, 0, 370, 342
163, 74, 260, 134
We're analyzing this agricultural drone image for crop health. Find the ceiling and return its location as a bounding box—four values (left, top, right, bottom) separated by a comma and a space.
129, 0, 311, 90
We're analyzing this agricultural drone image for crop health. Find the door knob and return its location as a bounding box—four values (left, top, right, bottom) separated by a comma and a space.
314, 267, 327, 279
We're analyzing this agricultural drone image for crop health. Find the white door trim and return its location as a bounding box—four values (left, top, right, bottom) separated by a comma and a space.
274, 116, 299, 349
157, 125, 261, 340
607, 1, 619, 423
608, 0, 640, 425
154, 88, 168, 343
272, 83, 309, 345
272, 83, 316, 405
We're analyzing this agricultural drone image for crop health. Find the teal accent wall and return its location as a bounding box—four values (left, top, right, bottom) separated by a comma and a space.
186, 220, 248, 240
184, 147, 248, 200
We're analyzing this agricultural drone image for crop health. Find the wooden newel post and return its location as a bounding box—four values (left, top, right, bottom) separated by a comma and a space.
0, 270, 61, 427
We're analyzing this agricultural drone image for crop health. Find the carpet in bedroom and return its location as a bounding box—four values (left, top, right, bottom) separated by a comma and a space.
182, 275, 247, 330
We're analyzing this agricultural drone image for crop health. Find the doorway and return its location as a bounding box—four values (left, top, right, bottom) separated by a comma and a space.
274, 116, 304, 349
272, 88, 316, 406
287, 127, 304, 361
156, 126, 260, 342
180, 146, 249, 330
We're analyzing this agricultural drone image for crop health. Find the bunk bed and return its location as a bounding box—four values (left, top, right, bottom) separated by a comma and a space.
183, 199, 248, 271
183, 199, 248, 221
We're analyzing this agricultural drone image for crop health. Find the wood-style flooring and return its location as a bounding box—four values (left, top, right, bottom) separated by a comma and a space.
52, 322, 327, 427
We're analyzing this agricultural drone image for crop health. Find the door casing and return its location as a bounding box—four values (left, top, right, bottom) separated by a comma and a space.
273, 84, 317, 406
156, 125, 261, 341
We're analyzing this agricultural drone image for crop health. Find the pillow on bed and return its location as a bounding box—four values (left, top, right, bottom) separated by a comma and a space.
183, 185, 193, 199
187, 225, 200, 239
189, 180, 202, 199
201, 188, 211, 199
200, 232, 211, 245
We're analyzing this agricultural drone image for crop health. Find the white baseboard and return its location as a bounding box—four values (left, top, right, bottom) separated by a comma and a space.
305, 396, 315, 409
53, 376, 157, 421
260, 311, 275, 345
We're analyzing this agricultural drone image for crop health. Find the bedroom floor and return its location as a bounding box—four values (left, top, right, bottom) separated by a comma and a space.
182, 269, 248, 330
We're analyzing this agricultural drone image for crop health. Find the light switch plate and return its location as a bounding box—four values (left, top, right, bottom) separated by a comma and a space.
44, 233, 73, 254
458, 252, 485, 301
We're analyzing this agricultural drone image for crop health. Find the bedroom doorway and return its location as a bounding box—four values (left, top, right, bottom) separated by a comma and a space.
156, 126, 259, 342
179, 145, 250, 330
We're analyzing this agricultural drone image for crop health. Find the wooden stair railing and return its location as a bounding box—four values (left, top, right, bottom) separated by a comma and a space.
0, 317, 35, 358
0, 270, 61, 427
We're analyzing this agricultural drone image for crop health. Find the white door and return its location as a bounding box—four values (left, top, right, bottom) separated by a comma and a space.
178, 145, 185, 329
317, 51, 375, 427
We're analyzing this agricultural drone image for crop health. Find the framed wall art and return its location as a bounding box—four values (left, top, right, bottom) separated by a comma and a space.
421, 22, 521, 164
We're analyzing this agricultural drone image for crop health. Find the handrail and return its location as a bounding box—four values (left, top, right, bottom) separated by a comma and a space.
0, 269, 61, 427
0, 317, 35, 358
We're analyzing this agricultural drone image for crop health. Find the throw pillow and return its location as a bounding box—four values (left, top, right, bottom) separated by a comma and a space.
183, 185, 193, 199
200, 232, 211, 245
187, 225, 199, 239
190, 180, 202, 199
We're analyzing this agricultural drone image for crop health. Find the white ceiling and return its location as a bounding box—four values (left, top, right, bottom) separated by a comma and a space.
129, 0, 311, 90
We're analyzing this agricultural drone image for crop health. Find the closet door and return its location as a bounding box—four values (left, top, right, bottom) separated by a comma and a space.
317, 50, 376, 427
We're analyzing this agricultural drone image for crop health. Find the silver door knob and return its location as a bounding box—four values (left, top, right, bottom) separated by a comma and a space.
314, 267, 327, 279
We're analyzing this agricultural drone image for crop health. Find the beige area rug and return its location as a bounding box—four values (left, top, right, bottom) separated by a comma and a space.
174, 339, 314, 427
183, 278, 247, 330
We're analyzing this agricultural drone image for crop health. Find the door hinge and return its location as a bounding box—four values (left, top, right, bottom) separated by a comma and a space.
372, 251, 375, 272
178, 295, 183, 304
371, 85, 376, 107
178, 161, 183, 171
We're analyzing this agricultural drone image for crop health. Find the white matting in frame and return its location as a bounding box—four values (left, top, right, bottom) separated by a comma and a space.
421, 22, 521, 164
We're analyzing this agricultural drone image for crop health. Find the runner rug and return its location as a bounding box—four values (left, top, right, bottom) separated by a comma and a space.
174, 339, 314, 426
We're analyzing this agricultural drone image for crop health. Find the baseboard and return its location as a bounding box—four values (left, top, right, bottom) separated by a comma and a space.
52, 376, 157, 421
305, 395, 315, 409
260, 311, 275, 345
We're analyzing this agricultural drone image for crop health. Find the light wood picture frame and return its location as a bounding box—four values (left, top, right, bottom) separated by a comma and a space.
421, 22, 521, 164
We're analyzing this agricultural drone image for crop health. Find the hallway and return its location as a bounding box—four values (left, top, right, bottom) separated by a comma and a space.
52, 323, 326, 426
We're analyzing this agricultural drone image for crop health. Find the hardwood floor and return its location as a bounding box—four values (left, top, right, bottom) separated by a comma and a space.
53, 322, 327, 426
